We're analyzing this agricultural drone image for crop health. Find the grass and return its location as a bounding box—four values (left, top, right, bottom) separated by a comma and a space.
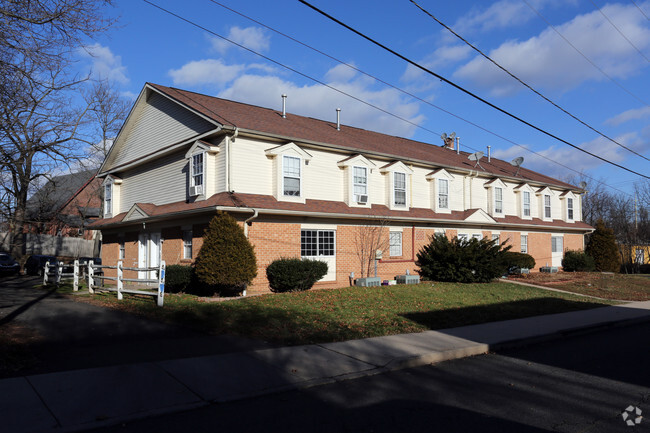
67, 281, 614, 345
511, 272, 650, 301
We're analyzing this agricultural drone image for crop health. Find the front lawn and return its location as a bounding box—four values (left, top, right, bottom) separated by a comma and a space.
69, 281, 613, 345
511, 272, 650, 301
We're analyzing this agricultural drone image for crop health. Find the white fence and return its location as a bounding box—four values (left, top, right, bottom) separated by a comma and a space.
43, 260, 166, 307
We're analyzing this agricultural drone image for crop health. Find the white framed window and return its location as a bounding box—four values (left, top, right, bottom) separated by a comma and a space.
492, 234, 500, 243
544, 194, 551, 219
104, 183, 112, 217
389, 232, 403, 257
523, 191, 531, 217
283, 155, 301, 197
551, 236, 563, 253
182, 230, 193, 259
521, 235, 528, 253
438, 178, 449, 209
494, 187, 503, 214
635, 249, 644, 264
457, 233, 468, 242
119, 239, 125, 260
301, 229, 335, 257
191, 153, 204, 191
353, 166, 368, 199
472, 234, 482, 240
394, 172, 406, 207
567, 198, 574, 220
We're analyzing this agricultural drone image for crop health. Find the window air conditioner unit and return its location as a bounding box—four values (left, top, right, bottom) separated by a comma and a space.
189, 185, 203, 196
356, 194, 368, 204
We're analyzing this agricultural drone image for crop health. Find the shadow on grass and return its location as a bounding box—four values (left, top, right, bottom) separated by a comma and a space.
401, 297, 608, 330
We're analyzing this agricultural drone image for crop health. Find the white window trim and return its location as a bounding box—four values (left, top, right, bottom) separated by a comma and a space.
523, 191, 531, 218
521, 234, 528, 254
381, 161, 413, 211
182, 229, 193, 260
393, 171, 407, 208
189, 151, 205, 196
438, 178, 449, 210
118, 237, 125, 260
282, 154, 302, 198
544, 194, 552, 220
427, 169, 454, 214
104, 182, 112, 218
457, 233, 469, 242
352, 165, 369, 204
484, 178, 507, 218
567, 197, 574, 221
266, 142, 312, 204
494, 187, 504, 215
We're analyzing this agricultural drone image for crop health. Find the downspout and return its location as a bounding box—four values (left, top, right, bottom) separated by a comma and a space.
411, 225, 415, 262
244, 208, 258, 238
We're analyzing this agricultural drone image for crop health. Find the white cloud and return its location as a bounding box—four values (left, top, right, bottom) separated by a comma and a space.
325, 63, 358, 83
455, 3, 650, 95
401, 44, 471, 83
169, 59, 245, 86
210, 26, 270, 54
79, 43, 129, 84
217, 65, 425, 137
606, 106, 650, 126
492, 132, 640, 178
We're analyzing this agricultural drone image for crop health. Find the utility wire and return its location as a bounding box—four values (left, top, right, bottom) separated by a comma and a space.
142, 0, 636, 196
524, 0, 650, 108
298, 0, 649, 180
409, 0, 650, 163
205, 0, 634, 196
588, 0, 650, 63
631, 0, 650, 21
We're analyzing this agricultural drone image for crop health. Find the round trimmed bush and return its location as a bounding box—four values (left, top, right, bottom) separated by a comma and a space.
503, 252, 536, 274
562, 250, 595, 272
266, 258, 328, 293
165, 264, 193, 293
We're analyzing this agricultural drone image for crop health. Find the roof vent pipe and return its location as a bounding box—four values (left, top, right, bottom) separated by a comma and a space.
281, 94, 287, 118
336, 108, 341, 131
487, 145, 491, 162
456, 137, 460, 155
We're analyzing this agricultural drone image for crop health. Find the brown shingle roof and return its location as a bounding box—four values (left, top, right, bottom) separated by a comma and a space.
89, 192, 593, 232
148, 83, 578, 190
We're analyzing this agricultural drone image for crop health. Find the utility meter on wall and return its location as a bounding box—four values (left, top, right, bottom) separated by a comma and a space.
375, 249, 383, 260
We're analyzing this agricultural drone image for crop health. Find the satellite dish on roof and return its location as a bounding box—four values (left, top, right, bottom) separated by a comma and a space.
441, 133, 447, 140
510, 156, 524, 176
579, 181, 587, 190
468, 151, 485, 170
449, 132, 456, 140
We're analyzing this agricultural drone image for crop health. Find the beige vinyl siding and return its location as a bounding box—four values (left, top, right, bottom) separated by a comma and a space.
230, 138, 273, 196
304, 150, 344, 202
215, 140, 228, 194
469, 178, 488, 210
109, 92, 214, 169
411, 165, 430, 209
119, 151, 187, 213
449, 175, 463, 211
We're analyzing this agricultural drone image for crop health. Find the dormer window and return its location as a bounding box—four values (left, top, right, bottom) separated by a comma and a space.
494, 187, 503, 215
353, 166, 368, 201
104, 183, 112, 217
438, 179, 449, 209
544, 194, 551, 219
283, 155, 301, 197
567, 198, 574, 220
523, 191, 531, 217
265, 142, 312, 203
394, 172, 407, 207
190, 152, 204, 196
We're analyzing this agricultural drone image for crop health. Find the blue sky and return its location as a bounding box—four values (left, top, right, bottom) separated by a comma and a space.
81, 0, 650, 195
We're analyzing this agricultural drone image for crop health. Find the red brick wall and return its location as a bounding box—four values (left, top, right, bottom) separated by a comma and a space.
99, 217, 589, 294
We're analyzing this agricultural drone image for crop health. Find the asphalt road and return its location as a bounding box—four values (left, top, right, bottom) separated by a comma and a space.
84, 321, 650, 433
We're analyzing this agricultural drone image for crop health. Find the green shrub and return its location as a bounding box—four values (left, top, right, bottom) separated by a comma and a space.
562, 250, 595, 272
266, 258, 328, 293
416, 234, 511, 283
585, 220, 620, 272
193, 211, 257, 295
165, 265, 194, 293
503, 252, 536, 273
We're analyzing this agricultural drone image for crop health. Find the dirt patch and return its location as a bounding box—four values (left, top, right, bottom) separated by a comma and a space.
0, 323, 43, 376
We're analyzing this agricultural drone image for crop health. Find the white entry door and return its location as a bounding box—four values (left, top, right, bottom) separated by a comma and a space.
551, 236, 563, 267
301, 229, 336, 281
138, 232, 161, 280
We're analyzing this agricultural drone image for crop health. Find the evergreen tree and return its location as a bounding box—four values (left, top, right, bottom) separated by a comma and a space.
194, 211, 257, 294
585, 219, 620, 272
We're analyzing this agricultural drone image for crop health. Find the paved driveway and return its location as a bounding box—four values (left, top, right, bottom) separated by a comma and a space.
0, 275, 276, 377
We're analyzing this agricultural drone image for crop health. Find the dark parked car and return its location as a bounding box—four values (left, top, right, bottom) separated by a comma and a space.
24, 255, 58, 276
0, 252, 20, 275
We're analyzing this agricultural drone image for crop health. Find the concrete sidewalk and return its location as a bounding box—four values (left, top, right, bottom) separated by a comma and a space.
3, 300, 650, 433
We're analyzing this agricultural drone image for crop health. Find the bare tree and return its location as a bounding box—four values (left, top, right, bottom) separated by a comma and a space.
0, 0, 115, 260
354, 218, 390, 278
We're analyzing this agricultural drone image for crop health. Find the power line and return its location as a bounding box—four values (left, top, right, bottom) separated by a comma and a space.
588, 0, 650, 63
298, 0, 650, 180
630, 0, 650, 21
409, 0, 650, 164
524, 0, 649, 109
204, 0, 634, 196
142, 0, 637, 196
